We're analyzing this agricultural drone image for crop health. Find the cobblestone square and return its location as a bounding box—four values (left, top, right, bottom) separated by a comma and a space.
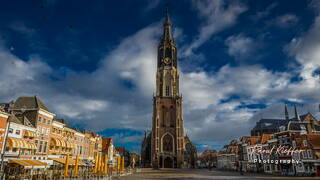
116, 168, 320, 180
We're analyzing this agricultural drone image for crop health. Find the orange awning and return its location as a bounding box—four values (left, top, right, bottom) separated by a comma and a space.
30, 143, 37, 150
20, 139, 29, 149
7, 137, 20, 148
65, 141, 73, 149
51, 138, 61, 147
60, 140, 66, 147
9, 159, 47, 169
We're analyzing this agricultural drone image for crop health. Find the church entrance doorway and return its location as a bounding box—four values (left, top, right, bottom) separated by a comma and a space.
164, 157, 173, 168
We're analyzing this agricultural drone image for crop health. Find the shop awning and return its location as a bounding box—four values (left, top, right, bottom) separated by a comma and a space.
60, 140, 66, 147
20, 139, 29, 149
65, 141, 70, 148
69, 142, 74, 149
65, 141, 73, 149
24, 130, 36, 138
30, 143, 37, 150
9, 159, 47, 169
50, 158, 86, 166
7, 137, 20, 148
7, 138, 37, 150
51, 138, 61, 147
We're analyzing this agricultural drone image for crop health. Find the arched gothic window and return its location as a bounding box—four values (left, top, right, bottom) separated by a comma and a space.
163, 134, 173, 152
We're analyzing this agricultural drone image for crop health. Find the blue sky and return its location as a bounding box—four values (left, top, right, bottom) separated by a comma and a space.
0, 0, 320, 153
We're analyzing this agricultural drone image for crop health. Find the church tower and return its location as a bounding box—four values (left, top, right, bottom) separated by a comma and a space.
151, 9, 185, 168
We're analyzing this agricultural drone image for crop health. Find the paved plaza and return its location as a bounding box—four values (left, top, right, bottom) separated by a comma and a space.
115, 168, 320, 180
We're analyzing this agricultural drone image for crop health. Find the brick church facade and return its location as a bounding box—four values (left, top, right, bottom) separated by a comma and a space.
141, 9, 197, 169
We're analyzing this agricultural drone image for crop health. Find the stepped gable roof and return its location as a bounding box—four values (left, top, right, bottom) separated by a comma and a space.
13, 96, 50, 112
306, 134, 320, 149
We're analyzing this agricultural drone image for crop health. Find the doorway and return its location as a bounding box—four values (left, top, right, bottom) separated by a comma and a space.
164, 157, 173, 168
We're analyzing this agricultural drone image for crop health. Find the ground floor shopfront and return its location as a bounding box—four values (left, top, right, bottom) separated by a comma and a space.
2, 156, 126, 179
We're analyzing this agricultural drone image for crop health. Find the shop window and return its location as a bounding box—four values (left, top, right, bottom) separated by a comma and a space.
15, 130, 20, 135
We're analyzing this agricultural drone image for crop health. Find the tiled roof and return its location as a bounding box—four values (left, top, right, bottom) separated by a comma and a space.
252, 119, 289, 130
12, 96, 50, 112
252, 114, 310, 131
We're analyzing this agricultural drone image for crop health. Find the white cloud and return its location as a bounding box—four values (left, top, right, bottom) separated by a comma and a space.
286, 16, 320, 79
225, 34, 257, 60
182, 0, 247, 57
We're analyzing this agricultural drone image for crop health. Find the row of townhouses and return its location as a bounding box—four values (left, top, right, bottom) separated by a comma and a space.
217, 105, 320, 177
0, 96, 135, 179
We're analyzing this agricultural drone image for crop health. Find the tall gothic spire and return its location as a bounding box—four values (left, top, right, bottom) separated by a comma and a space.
285, 104, 289, 120
162, 7, 173, 43
294, 105, 301, 121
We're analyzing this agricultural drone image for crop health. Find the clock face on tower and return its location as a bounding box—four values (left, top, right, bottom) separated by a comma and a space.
164, 57, 171, 65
